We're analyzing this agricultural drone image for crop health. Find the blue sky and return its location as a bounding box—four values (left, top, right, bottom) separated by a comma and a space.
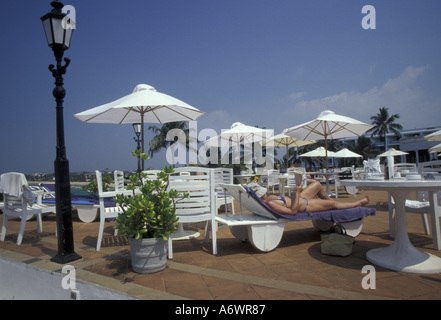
1, 0, 440, 174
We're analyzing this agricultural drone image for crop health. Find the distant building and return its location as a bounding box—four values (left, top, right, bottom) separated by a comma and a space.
345, 126, 441, 165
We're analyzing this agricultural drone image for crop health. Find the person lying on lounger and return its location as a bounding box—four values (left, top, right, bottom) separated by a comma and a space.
248, 180, 370, 215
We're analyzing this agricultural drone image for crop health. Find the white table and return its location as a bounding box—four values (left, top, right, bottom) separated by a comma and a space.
342, 178, 441, 273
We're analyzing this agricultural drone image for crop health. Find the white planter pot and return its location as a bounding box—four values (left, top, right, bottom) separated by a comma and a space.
129, 237, 168, 274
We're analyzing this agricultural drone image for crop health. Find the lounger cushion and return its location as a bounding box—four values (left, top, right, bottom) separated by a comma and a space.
244, 186, 375, 223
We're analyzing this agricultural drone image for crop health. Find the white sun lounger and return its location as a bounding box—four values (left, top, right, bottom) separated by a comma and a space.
215, 183, 375, 252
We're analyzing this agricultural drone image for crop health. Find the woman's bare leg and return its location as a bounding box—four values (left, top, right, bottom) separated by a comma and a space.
300, 180, 331, 200
307, 195, 371, 212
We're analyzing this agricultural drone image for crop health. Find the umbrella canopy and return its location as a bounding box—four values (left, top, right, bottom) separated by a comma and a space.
334, 148, 362, 167
334, 148, 362, 158
424, 129, 441, 141
203, 122, 272, 168
378, 148, 408, 157
261, 132, 315, 167
429, 143, 441, 153
75, 84, 204, 125
204, 122, 272, 148
300, 147, 338, 158
284, 110, 373, 170
74, 84, 205, 169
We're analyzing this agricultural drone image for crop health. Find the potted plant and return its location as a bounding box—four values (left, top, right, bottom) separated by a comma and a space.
113, 150, 187, 274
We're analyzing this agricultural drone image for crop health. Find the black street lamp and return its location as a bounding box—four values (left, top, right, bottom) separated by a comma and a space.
41, 0, 81, 264
132, 123, 142, 173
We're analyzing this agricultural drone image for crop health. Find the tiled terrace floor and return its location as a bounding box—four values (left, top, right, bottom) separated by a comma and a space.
1, 187, 441, 300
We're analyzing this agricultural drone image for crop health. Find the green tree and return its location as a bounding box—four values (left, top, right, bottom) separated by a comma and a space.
368, 107, 403, 151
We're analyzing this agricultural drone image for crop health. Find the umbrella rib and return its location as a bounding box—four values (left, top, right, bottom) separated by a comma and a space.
145, 106, 163, 123
119, 107, 136, 124
82, 109, 113, 122
161, 105, 204, 120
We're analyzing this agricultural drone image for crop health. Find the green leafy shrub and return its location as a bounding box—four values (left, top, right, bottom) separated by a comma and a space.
113, 150, 188, 240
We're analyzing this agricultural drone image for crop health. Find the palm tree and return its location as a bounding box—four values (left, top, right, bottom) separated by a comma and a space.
148, 121, 194, 168
368, 107, 403, 151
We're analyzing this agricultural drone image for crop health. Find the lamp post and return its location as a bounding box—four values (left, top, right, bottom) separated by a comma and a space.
132, 123, 142, 173
41, 0, 81, 264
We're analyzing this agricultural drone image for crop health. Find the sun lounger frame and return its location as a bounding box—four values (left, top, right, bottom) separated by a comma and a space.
215, 183, 375, 252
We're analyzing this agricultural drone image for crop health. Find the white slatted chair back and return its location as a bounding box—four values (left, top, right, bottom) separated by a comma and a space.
95, 170, 126, 251
419, 160, 441, 180
168, 167, 217, 257
114, 170, 125, 192
394, 163, 417, 173
142, 169, 161, 182
213, 168, 235, 214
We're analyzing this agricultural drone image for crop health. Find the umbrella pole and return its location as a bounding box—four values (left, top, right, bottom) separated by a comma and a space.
325, 136, 329, 172
141, 116, 145, 171
286, 145, 289, 168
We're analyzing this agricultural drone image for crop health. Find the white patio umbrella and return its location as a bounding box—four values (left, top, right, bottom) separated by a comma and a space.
300, 146, 338, 158
334, 148, 362, 158
203, 122, 272, 168
424, 129, 441, 141
429, 143, 441, 153
284, 110, 373, 170
334, 148, 362, 166
299, 147, 338, 170
261, 131, 315, 167
378, 148, 408, 157
74, 84, 205, 169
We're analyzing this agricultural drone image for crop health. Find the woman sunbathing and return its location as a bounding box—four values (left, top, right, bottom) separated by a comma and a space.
251, 180, 370, 215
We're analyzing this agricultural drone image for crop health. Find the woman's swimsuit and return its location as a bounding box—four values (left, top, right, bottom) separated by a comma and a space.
278, 196, 287, 207
278, 196, 308, 212
301, 197, 309, 212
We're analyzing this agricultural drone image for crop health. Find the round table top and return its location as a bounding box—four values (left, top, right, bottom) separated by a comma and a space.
341, 178, 441, 190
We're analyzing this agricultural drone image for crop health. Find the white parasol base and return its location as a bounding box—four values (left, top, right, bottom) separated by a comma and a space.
172, 223, 200, 240
367, 244, 441, 274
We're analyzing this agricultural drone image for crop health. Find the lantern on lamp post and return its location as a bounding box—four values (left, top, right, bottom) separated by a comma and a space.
41, 0, 81, 264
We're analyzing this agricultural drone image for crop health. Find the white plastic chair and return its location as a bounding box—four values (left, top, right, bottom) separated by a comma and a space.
388, 190, 441, 250
168, 167, 217, 258
141, 169, 161, 183
259, 169, 279, 193
95, 170, 130, 251
394, 163, 417, 174
114, 170, 125, 192
0, 172, 55, 245
213, 168, 235, 214
419, 160, 441, 180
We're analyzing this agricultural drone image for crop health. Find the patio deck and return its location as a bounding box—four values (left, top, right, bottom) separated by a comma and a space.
1, 187, 441, 301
